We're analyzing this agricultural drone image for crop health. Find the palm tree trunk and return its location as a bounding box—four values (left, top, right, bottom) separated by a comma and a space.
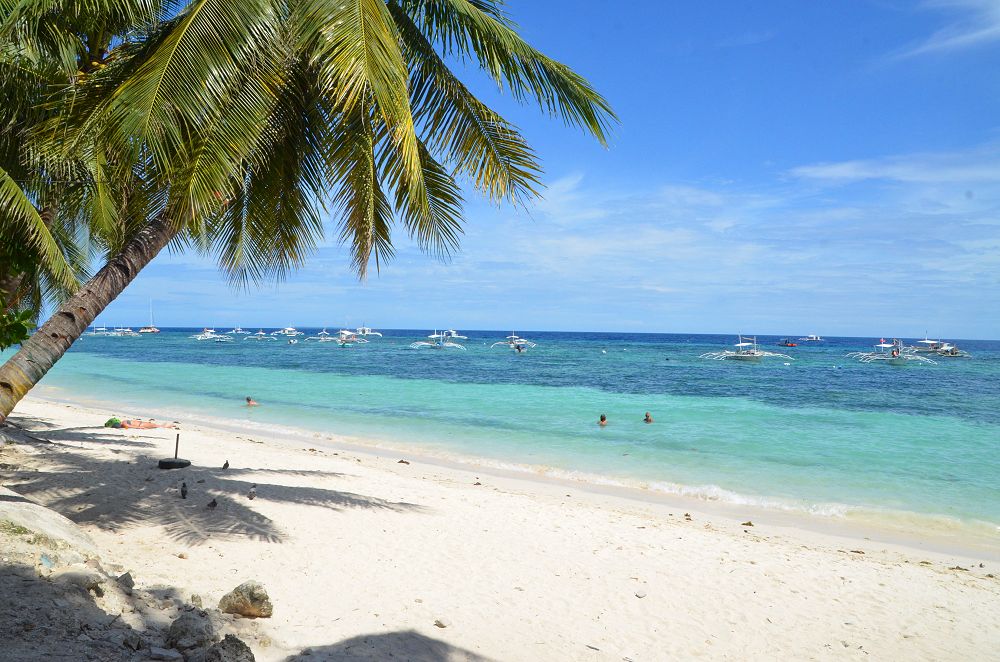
0, 215, 177, 423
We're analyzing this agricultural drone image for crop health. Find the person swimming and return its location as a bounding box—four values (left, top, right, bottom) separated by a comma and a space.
598, 414, 607, 426
246, 396, 259, 406
644, 412, 653, 424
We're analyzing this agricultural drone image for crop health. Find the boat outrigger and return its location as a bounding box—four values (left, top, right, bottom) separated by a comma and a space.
491, 332, 536, 352
700, 336, 794, 362
847, 338, 936, 366
410, 330, 467, 350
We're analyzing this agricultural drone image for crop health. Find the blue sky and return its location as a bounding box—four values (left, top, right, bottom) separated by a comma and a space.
99, 0, 1000, 338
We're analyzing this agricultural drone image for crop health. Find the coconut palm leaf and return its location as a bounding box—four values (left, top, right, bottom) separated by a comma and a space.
395, 0, 616, 144
389, 1, 540, 205
0, 165, 76, 291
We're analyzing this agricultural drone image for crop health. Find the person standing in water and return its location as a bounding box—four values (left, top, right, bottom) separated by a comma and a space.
644, 412, 654, 424
598, 414, 608, 426
246, 397, 259, 406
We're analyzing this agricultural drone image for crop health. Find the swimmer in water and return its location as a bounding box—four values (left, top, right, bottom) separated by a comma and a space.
246, 396, 259, 406
598, 414, 607, 426
644, 412, 653, 424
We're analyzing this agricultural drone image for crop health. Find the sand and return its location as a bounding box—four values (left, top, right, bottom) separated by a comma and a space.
2, 394, 999, 661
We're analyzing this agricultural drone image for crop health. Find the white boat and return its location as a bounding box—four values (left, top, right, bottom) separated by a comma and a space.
410, 330, 467, 350
428, 329, 467, 340
111, 326, 140, 337
228, 326, 250, 335
336, 330, 367, 346
244, 329, 276, 341
191, 328, 218, 341
934, 342, 971, 358
271, 327, 304, 337
213, 334, 234, 343
700, 336, 794, 362
356, 325, 382, 337
491, 332, 537, 352
86, 325, 111, 336
798, 334, 824, 342
138, 300, 160, 333
847, 338, 936, 366
305, 328, 335, 342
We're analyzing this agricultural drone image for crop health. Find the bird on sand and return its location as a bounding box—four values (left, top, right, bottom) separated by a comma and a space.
248, 485, 257, 500
180, 482, 188, 499
206, 498, 217, 510
222, 460, 229, 470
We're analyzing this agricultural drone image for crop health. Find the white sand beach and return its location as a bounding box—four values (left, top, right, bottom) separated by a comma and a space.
2, 395, 999, 661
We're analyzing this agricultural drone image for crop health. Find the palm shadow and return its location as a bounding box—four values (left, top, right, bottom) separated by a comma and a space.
286, 630, 494, 661
2, 416, 429, 547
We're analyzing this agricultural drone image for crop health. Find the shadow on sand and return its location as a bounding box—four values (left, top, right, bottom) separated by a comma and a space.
286, 630, 494, 661
2, 415, 428, 546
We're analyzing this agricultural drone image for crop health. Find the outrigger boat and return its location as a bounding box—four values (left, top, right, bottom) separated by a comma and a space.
847, 338, 936, 366
907, 336, 970, 358
271, 327, 304, 337
933, 342, 971, 358
410, 330, 467, 350
799, 334, 824, 342
700, 336, 794, 362
336, 329, 367, 346
244, 329, 275, 341
228, 326, 250, 335
191, 328, 217, 340
356, 326, 382, 337
305, 328, 336, 342
491, 332, 536, 352
428, 329, 467, 341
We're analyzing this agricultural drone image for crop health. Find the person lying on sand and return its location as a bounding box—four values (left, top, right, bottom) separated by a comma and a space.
104, 417, 176, 430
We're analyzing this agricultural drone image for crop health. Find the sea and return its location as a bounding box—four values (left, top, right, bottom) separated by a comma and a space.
9, 329, 1000, 544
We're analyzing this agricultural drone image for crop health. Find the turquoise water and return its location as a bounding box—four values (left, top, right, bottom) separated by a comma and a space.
8, 330, 1000, 536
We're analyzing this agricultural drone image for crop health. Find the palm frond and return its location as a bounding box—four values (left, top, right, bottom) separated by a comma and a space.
0, 164, 76, 291
395, 0, 617, 145
301, 0, 430, 227
328, 105, 394, 278
390, 0, 540, 205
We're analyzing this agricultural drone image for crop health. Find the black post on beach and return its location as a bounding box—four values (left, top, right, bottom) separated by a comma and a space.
159, 433, 191, 470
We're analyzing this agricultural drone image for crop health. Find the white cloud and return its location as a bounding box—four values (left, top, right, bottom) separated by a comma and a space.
789, 144, 1000, 184
896, 0, 1000, 58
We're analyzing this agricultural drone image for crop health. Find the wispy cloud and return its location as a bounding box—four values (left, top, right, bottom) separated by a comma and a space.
895, 0, 1000, 58
716, 30, 777, 49
789, 143, 1000, 184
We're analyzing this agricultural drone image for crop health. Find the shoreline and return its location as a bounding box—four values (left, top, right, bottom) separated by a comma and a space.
28, 388, 1000, 561
4, 394, 999, 660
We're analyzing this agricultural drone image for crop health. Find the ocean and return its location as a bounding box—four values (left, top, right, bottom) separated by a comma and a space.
9, 329, 1000, 542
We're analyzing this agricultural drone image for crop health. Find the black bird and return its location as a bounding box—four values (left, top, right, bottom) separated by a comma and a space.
248, 485, 257, 500
180, 482, 188, 499
206, 498, 217, 510
222, 460, 229, 470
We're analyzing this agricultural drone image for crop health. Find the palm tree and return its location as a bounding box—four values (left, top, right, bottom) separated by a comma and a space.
0, 0, 615, 422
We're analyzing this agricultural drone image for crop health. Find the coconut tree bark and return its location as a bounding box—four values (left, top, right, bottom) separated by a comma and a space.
0, 214, 177, 423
